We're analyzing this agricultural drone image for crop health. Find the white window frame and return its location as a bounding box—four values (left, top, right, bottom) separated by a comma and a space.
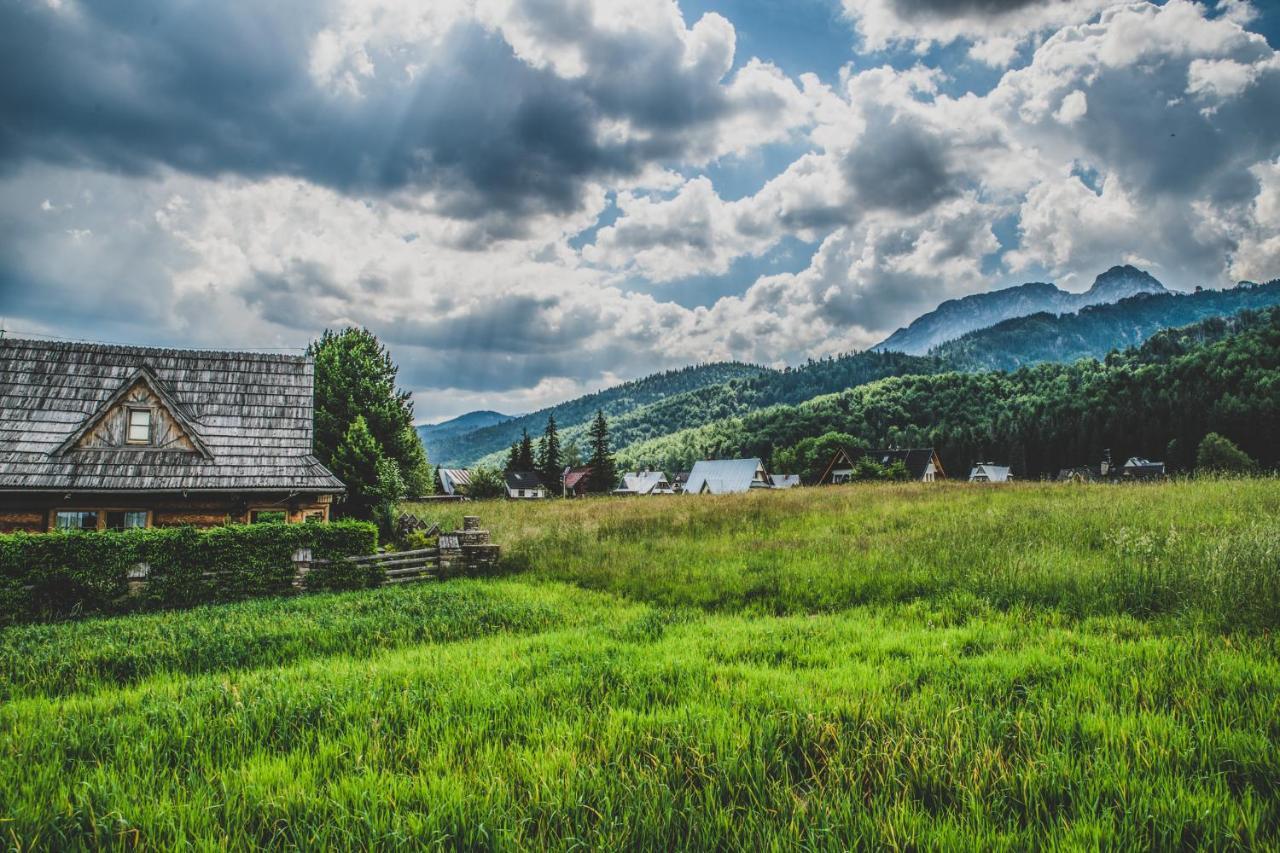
126, 407, 153, 445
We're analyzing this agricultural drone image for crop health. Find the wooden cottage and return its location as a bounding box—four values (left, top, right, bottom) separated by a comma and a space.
562, 465, 594, 497
0, 338, 344, 532
683, 458, 775, 494
818, 447, 946, 484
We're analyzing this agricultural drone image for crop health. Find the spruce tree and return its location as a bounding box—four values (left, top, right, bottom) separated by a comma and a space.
517, 429, 536, 471
537, 414, 562, 487
586, 409, 618, 492
505, 441, 520, 473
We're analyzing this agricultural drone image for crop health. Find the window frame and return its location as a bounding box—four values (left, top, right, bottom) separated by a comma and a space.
51, 508, 152, 532
125, 406, 154, 445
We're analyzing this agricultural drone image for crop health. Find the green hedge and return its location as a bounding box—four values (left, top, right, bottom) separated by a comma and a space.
0, 521, 377, 625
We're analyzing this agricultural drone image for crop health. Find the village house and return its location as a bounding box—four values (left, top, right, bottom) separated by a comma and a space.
683, 458, 775, 494
968, 463, 1013, 483
562, 465, 594, 497
771, 474, 801, 489
613, 470, 675, 495
436, 467, 473, 497
817, 447, 946, 485
0, 338, 344, 532
503, 471, 548, 499
1056, 451, 1166, 482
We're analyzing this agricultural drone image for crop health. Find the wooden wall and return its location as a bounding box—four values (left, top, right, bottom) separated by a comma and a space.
75, 381, 197, 452
0, 493, 333, 533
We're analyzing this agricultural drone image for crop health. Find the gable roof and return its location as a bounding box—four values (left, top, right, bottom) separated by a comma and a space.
504, 471, 546, 490
563, 466, 593, 491
0, 338, 343, 493
969, 463, 1012, 482
771, 474, 800, 489
684, 458, 770, 494
819, 447, 944, 483
616, 471, 670, 494
437, 468, 472, 495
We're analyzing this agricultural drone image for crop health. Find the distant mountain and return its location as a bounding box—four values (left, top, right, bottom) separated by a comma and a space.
417, 411, 514, 460
426, 362, 768, 467
468, 349, 946, 470
934, 280, 1280, 371
874, 265, 1169, 355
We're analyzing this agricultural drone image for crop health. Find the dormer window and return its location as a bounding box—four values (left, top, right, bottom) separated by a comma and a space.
126, 408, 152, 445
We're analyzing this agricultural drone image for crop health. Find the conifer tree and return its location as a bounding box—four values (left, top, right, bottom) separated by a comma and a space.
586, 409, 618, 492
518, 429, 536, 471
537, 414, 562, 487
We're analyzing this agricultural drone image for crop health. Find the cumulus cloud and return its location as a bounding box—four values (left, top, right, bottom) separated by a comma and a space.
1, 0, 1278, 420
841, 0, 1115, 66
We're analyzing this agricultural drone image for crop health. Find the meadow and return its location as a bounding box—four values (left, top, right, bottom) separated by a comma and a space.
3, 480, 1279, 848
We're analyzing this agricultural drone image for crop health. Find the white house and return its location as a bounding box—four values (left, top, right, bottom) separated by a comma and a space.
684, 458, 774, 495
504, 471, 548, 499
968, 463, 1013, 483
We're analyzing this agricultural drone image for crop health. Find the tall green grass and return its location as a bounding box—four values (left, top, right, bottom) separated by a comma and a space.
3, 479, 1278, 848
408, 478, 1280, 630
3, 597, 1277, 848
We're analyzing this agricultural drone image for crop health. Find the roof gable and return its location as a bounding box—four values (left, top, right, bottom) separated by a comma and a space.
0, 338, 342, 493
55, 367, 211, 458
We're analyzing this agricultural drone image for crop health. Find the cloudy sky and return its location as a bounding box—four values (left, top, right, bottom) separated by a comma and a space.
2, 0, 1278, 422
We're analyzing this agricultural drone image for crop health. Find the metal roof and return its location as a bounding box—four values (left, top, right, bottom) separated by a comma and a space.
437, 468, 472, 495
684, 458, 770, 494
504, 471, 546, 490
771, 474, 800, 489
616, 471, 671, 494
0, 338, 344, 493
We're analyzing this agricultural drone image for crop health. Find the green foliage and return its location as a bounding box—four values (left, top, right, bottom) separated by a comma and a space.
536, 414, 562, 486
1196, 432, 1256, 473
467, 466, 507, 499
586, 409, 618, 492
309, 327, 432, 521
0, 521, 376, 624
429, 361, 768, 466
619, 308, 1280, 478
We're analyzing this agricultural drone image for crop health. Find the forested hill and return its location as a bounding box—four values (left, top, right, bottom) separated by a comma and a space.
932, 280, 1280, 371
616, 307, 1280, 480
470, 349, 947, 470
421, 362, 766, 466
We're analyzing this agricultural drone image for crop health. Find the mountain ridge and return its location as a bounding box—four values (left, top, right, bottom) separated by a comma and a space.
874, 265, 1169, 355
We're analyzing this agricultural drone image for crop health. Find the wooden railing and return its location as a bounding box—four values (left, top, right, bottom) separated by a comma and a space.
309, 546, 440, 586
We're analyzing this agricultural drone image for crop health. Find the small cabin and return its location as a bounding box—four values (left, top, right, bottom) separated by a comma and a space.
613, 471, 675, 495
969, 463, 1013, 483
436, 468, 473, 497
562, 465, 594, 497
818, 447, 946, 484
504, 471, 548, 499
0, 338, 344, 532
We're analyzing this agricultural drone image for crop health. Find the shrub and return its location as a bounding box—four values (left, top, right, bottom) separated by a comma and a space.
0, 521, 377, 625
1195, 432, 1256, 473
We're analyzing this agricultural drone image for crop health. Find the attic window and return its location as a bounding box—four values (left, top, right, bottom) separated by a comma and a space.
126, 408, 152, 444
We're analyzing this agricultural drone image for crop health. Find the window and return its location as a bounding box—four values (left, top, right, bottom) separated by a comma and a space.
106, 510, 149, 530
55, 510, 98, 531
126, 408, 152, 444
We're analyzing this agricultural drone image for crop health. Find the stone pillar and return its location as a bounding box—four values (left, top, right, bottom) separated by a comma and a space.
439, 518, 500, 576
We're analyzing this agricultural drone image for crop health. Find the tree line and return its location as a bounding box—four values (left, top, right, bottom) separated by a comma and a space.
617, 308, 1280, 481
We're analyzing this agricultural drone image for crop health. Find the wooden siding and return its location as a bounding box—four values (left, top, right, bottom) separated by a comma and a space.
75, 380, 198, 452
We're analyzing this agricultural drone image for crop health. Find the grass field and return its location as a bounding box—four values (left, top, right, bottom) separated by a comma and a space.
3, 480, 1279, 848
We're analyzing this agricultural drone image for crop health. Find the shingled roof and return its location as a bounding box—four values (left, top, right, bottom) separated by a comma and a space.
0, 337, 344, 493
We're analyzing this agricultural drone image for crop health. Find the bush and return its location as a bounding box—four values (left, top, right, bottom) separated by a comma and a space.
0, 521, 377, 625
1195, 432, 1256, 474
